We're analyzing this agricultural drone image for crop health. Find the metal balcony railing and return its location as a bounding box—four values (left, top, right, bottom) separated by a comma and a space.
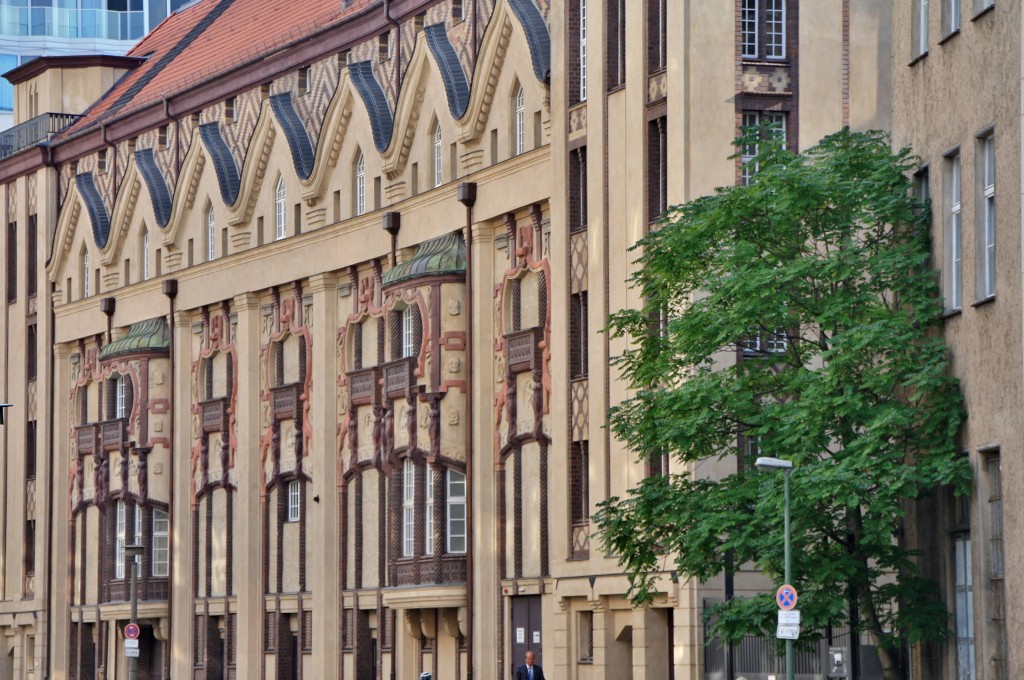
0, 112, 81, 160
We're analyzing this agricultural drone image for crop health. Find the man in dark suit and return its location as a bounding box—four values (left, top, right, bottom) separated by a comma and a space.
514, 650, 545, 680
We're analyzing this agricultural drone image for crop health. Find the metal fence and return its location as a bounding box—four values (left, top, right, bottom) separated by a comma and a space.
0, 112, 81, 161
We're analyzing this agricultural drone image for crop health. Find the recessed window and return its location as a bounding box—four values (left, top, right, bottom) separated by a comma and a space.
401, 306, 416, 358
447, 469, 466, 553
152, 509, 169, 577
578, 0, 588, 102
287, 480, 301, 522
514, 86, 525, 155
742, 0, 786, 60
115, 374, 127, 419
402, 459, 415, 557
82, 249, 91, 298
425, 468, 434, 555
946, 152, 962, 311
978, 134, 995, 299
142, 232, 151, 281
944, 0, 961, 35
740, 111, 786, 185
207, 206, 216, 261
355, 152, 366, 216
913, 0, 929, 58
433, 124, 443, 188
275, 177, 287, 240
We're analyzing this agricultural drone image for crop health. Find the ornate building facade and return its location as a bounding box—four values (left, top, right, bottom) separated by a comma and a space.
6, 1, 1012, 679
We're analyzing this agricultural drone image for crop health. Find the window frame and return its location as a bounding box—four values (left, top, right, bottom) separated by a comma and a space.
207, 205, 216, 261
425, 468, 435, 555
579, 0, 588, 102
944, 0, 961, 35
913, 0, 930, 58
446, 469, 467, 554
946, 151, 962, 311
740, 110, 787, 185
978, 133, 995, 300
275, 177, 287, 240
742, 0, 787, 61
152, 508, 169, 577
82, 249, 91, 298
355, 152, 366, 216
115, 374, 127, 419
142, 231, 151, 281
287, 479, 301, 522
433, 124, 443, 188
401, 305, 416, 358
514, 86, 525, 156
402, 459, 415, 557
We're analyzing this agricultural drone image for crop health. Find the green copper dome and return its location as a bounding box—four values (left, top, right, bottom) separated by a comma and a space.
382, 231, 467, 287
99, 317, 170, 360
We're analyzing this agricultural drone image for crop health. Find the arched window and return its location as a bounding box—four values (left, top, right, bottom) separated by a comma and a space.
433, 123, 443, 188
355, 152, 366, 216
115, 374, 127, 419
514, 85, 525, 155
142, 231, 151, 281
275, 177, 287, 240
82, 248, 90, 297
207, 205, 216, 261
401, 305, 416, 358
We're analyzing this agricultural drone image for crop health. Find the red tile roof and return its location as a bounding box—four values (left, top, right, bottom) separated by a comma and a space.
62, 0, 374, 138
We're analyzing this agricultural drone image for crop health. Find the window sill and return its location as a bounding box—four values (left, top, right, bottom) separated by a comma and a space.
972, 4, 995, 21
909, 50, 929, 67
972, 295, 996, 308
741, 58, 791, 67
938, 28, 961, 45
942, 308, 963, 320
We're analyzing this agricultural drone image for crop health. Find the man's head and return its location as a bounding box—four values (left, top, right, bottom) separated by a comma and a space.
525, 651, 535, 667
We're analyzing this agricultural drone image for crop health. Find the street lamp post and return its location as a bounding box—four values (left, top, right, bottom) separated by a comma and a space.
755, 456, 795, 680
124, 544, 144, 680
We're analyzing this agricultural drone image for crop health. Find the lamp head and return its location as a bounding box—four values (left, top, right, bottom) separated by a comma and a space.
124, 545, 144, 558
754, 456, 793, 471
0, 403, 11, 425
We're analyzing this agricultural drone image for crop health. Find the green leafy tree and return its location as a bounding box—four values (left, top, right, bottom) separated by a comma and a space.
596, 129, 967, 680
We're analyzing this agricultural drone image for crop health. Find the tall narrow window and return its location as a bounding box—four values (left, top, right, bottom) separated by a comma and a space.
433, 124, 443, 188
570, 441, 590, 559
570, 291, 588, 378
944, 0, 960, 35
402, 459, 415, 557
914, 0, 929, 58
275, 177, 287, 240
26, 323, 37, 381
606, 0, 625, 89
452, 0, 464, 20
115, 500, 128, 579
142, 232, 151, 281
741, 0, 758, 58
25, 420, 37, 480
514, 86, 525, 156
207, 206, 216, 261
743, 0, 786, 60
740, 111, 786, 185
985, 455, 1006, 678
764, 0, 785, 59
26, 215, 36, 297
23, 519, 35, 577
152, 509, 169, 577
401, 306, 416, 358
287, 480, 301, 522
447, 469, 466, 553
569, 147, 588, 233
979, 135, 995, 299
647, 116, 668, 223
82, 249, 91, 298
6, 221, 15, 303
647, 0, 667, 72
355, 152, 366, 216
947, 152, 962, 310
115, 374, 127, 419
425, 469, 435, 555
579, 0, 588, 102
951, 485, 974, 680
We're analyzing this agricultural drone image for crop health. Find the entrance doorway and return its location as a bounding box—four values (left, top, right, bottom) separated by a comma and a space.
511, 596, 543, 671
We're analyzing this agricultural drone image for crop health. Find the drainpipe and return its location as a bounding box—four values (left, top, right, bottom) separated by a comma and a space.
457, 182, 477, 680
161, 278, 177, 679
44, 283, 55, 678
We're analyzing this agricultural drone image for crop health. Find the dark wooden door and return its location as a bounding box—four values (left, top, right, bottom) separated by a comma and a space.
511, 595, 543, 673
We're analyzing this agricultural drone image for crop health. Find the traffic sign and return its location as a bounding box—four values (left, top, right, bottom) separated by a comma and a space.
778, 609, 800, 626
124, 639, 139, 649
124, 623, 140, 640
776, 584, 798, 611
776, 624, 800, 640
125, 648, 140, 658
